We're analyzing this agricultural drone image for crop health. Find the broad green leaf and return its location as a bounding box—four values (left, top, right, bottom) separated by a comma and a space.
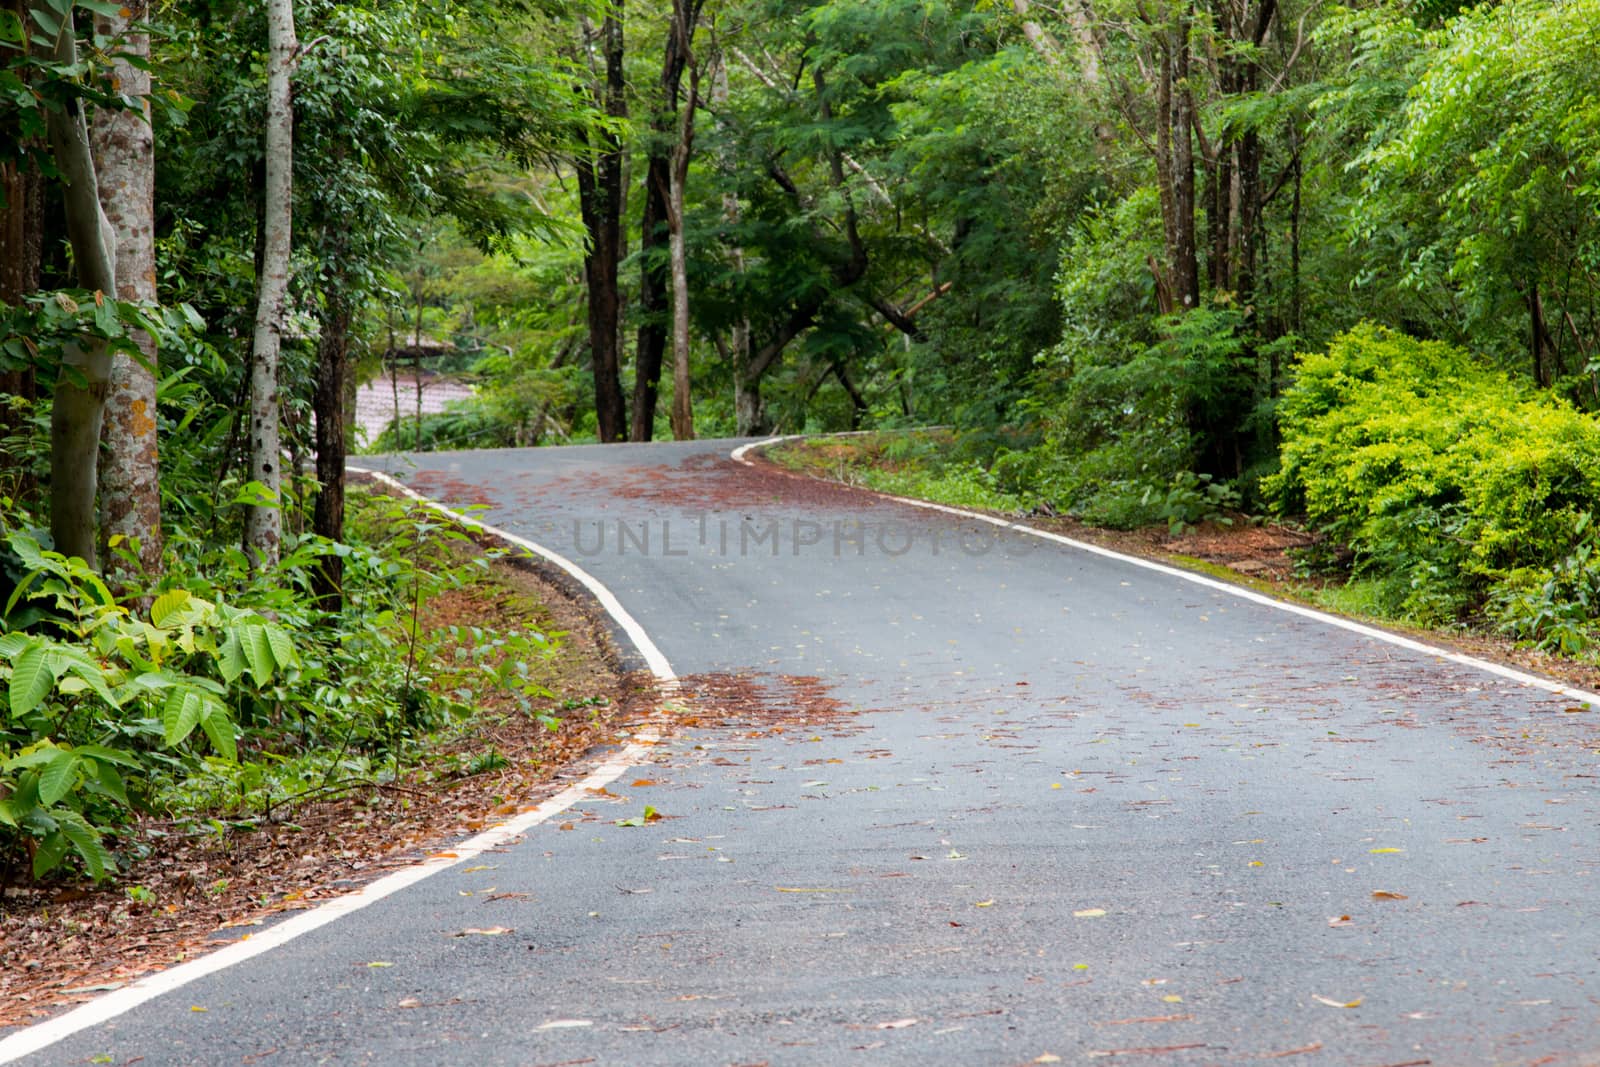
264, 625, 296, 670
9, 642, 55, 716
4, 745, 61, 771
62, 657, 120, 709
129, 670, 176, 692
90, 760, 130, 806
242, 625, 273, 684
27, 5, 60, 41
217, 631, 245, 683
150, 588, 192, 627
36, 750, 77, 806
162, 689, 202, 747
73, 743, 142, 768
55, 810, 112, 882
200, 704, 237, 763
32, 830, 68, 880
0, 798, 16, 828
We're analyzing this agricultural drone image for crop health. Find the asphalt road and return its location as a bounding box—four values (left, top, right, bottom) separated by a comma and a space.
16, 439, 1600, 1066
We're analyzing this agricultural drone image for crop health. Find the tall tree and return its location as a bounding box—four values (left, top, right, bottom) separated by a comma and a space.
92, 0, 162, 576
665, 0, 702, 440
33, 0, 119, 568
575, 9, 628, 443
244, 0, 296, 569
631, 2, 697, 442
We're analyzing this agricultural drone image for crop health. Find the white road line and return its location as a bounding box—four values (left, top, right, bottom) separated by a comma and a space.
734, 434, 1600, 708
0, 467, 677, 1065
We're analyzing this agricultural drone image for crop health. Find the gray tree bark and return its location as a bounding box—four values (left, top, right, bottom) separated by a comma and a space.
666, 1, 699, 441
35, 0, 118, 569
92, 0, 162, 577
244, 0, 297, 569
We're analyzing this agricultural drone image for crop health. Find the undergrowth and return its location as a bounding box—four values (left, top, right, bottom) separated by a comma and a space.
0, 486, 559, 888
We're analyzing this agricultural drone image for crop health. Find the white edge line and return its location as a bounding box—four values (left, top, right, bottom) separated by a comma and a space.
735, 435, 1600, 708
0, 466, 677, 1064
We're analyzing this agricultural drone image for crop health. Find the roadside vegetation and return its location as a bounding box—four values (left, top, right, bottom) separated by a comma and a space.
5, 0, 1600, 892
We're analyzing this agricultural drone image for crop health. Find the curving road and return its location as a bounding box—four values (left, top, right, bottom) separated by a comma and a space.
12, 439, 1600, 1066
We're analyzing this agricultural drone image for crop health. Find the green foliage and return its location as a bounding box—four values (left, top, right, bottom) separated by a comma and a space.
1014, 301, 1255, 526
0, 531, 297, 880
0, 487, 557, 884
1145, 472, 1240, 536
1269, 324, 1600, 624
1492, 514, 1600, 656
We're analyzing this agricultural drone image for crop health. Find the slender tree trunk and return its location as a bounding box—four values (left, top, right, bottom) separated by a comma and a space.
710, 54, 764, 436
576, 13, 628, 442
1168, 8, 1199, 312
312, 285, 351, 609
631, 170, 668, 442
92, 1, 162, 577
666, 5, 699, 441
35, 1, 118, 568
632, 2, 701, 442
244, 0, 295, 569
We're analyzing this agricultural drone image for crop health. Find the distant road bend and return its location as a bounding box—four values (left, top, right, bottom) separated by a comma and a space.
12, 437, 1600, 1066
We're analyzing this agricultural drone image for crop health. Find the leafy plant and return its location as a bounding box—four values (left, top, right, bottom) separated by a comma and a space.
1145, 472, 1241, 535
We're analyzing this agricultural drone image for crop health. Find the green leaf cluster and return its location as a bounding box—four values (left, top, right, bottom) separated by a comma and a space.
1268, 324, 1600, 623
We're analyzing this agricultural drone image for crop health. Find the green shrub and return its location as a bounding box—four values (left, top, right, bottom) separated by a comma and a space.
1268, 324, 1600, 624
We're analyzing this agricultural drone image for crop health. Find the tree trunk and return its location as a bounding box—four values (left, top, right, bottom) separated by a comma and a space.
244, 0, 296, 569
631, 170, 668, 442
666, 5, 699, 441
312, 287, 351, 609
35, 0, 118, 569
576, 13, 627, 443
1167, 8, 1199, 313
711, 54, 764, 436
92, 1, 162, 577
632, 3, 700, 442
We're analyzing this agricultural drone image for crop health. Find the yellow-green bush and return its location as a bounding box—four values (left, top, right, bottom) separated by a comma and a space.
1268, 324, 1600, 626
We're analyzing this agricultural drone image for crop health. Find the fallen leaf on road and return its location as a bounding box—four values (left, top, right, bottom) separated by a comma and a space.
462, 865, 497, 874
1035, 1056, 1062, 1063
875, 1018, 919, 1029
1328, 915, 1353, 927
453, 926, 513, 937
1161, 996, 1183, 1003
1369, 848, 1404, 854
398, 997, 421, 1009
1372, 890, 1409, 900
1098, 1014, 1193, 1025
631, 779, 661, 787
1088, 1044, 1207, 1057
1074, 908, 1107, 918
534, 1019, 593, 1030
366, 961, 394, 968
1260, 1042, 1323, 1058
615, 806, 662, 827
774, 886, 849, 893
974, 900, 996, 908
1311, 995, 1361, 1008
